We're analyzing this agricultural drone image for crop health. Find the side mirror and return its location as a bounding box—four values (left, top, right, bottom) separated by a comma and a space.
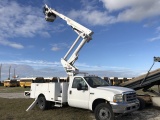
77, 83, 82, 90
84, 85, 88, 90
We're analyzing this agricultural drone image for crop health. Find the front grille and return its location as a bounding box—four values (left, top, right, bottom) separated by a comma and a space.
124, 92, 137, 103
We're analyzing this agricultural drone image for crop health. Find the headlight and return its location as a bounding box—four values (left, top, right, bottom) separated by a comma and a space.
113, 94, 123, 103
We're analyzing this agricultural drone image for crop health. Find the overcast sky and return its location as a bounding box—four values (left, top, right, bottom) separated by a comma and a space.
0, 0, 160, 80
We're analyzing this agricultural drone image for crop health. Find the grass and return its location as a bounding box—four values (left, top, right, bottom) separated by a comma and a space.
0, 98, 93, 120
0, 86, 93, 120
0, 85, 159, 120
0, 86, 30, 93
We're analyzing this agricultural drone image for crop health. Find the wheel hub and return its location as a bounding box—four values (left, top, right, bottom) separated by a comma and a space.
99, 108, 111, 120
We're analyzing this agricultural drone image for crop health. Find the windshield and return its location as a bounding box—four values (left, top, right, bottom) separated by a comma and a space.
84, 76, 109, 88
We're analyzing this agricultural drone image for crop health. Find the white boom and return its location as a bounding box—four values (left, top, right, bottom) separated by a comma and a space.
43, 4, 94, 76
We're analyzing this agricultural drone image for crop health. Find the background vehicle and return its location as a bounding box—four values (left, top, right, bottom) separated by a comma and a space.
44, 77, 68, 82
3, 80, 18, 87
20, 78, 35, 88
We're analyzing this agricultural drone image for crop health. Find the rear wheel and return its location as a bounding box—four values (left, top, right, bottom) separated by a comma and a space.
37, 95, 49, 110
94, 103, 114, 120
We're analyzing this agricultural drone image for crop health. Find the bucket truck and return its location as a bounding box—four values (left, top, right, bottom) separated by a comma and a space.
25, 4, 139, 120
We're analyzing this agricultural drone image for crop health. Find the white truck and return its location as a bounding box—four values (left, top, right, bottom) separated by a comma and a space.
25, 4, 139, 120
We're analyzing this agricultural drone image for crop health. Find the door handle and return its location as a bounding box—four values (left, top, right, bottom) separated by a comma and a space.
69, 90, 72, 94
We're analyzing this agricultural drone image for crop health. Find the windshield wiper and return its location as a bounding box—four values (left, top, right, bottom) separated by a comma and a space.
96, 85, 109, 87
92, 85, 101, 88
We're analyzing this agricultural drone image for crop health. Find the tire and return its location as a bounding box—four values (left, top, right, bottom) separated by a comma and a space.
94, 103, 114, 120
37, 95, 49, 110
137, 97, 146, 110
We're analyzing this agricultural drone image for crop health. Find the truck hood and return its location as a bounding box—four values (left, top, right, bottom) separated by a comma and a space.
96, 86, 134, 94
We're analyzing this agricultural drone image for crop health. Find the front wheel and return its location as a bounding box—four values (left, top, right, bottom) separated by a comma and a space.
94, 103, 114, 120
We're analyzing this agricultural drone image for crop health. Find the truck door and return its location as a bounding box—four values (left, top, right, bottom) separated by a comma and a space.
68, 77, 90, 109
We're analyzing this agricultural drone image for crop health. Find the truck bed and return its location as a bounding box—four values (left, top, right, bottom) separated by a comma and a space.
120, 68, 160, 90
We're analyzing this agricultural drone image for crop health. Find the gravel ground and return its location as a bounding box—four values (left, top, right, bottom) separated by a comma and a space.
0, 93, 160, 120
117, 107, 160, 120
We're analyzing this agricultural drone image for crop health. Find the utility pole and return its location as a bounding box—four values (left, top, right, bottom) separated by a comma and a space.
0, 64, 2, 81
8, 65, 11, 80
13, 68, 16, 79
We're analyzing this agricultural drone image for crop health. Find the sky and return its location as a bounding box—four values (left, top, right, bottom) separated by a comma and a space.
0, 0, 160, 80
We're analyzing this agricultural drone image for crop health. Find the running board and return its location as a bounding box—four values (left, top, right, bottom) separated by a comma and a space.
26, 97, 38, 112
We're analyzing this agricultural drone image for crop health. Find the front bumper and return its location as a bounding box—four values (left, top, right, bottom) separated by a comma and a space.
110, 100, 139, 114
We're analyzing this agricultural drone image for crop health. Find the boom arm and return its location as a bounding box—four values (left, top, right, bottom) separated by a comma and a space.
43, 4, 94, 76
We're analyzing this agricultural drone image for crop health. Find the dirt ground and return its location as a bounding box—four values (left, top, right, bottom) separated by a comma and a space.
117, 107, 160, 120
0, 93, 160, 120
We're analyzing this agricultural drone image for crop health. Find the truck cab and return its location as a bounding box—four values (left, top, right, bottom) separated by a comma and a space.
68, 76, 139, 113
